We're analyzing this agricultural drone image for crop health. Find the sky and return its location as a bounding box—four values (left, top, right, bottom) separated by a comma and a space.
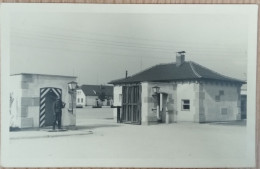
9, 5, 249, 85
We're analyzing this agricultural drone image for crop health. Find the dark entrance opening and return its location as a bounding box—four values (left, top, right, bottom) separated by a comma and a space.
45, 90, 57, 126
39, 87, 62, 127
241, 95, 247, 119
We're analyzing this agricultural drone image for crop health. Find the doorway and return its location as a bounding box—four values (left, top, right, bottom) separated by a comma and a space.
39, 87, 62, 127
159, 93, 168, 123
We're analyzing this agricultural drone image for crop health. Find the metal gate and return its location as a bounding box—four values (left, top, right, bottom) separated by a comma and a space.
121, 84, 141, 124
39, 87, 62, 127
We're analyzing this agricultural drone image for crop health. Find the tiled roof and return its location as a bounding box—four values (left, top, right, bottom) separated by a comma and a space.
108, 61, 245, 84
80, 85, 113, 96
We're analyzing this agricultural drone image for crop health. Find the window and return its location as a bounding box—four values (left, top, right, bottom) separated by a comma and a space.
81, 98, 83, 103
215, 95, 220, 102
78, 98, 80, 103
215, 90, 224, 102
219, 90, 224, 95
182, 100, 190, 110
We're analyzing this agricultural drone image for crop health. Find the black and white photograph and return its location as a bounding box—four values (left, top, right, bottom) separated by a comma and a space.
0, 3, 258, 168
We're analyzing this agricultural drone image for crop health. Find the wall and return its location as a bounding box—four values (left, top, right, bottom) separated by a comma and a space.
202, 82, 241, 122
10, 74, 77, 129
176, 82, 199, 122
10, 75, 22, 128
141, 82, 177, 125
76, 89, 85, 107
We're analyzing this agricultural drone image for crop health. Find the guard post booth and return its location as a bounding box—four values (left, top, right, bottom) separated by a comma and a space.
9, 73, 77, 130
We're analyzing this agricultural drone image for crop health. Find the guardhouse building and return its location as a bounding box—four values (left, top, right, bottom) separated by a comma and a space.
10, 73, 77, 129
109, 52, 245, 125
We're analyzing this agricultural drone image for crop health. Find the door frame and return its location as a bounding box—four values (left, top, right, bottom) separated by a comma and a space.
39, 87, 62, 127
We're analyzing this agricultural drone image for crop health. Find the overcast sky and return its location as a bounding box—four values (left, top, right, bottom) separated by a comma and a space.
9, 5, 249, 85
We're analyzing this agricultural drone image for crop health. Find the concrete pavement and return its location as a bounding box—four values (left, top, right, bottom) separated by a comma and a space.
5, 107, 251, 168
9, 105, 246, 140
9, 107, 114, 140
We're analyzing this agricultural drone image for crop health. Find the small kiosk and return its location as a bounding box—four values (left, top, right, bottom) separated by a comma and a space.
9, 73, 77, 129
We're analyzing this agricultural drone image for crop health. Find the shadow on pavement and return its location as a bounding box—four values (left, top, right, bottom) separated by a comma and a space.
206, 120, 247, 126
75, 124, 120, 130
104, 118, 114, 120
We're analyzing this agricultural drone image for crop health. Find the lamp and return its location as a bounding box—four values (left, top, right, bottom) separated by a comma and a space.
68, 81, 77, 92
68, 81, 78, 114
152, 86, 160, 94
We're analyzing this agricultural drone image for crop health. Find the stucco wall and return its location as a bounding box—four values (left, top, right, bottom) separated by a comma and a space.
141, 82, 177, 125
10, 74, 77, 129
176, 82, 199, 122
10, 75, 22, 128
201, 82, 241, 122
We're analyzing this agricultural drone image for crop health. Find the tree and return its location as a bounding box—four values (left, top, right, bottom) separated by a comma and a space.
98, 85, 106, 101
99, 92, 106, 101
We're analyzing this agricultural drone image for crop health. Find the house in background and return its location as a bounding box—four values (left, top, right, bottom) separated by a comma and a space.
76, 85, 113, 107
109, 52, 245, 125
240, 84, 247, 119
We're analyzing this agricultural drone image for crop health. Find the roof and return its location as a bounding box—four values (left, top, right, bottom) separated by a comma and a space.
109, 61, 245, 84
79, 85, 113, 96
11, 73, 77, 78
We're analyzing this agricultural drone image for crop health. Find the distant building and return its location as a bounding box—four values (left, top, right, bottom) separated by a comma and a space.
109, 52, 245, 125
240, 84, 247, 119
76, 85, 113, 107
10, 73, 77, 129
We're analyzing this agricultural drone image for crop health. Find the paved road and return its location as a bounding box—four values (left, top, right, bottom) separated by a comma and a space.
5, 107, 251, 168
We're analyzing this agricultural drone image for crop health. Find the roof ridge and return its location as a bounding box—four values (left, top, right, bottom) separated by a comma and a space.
108, 77, 127, 84
128, 62, 176, 78
190, 61, 244, 82
189, 61, 202, 78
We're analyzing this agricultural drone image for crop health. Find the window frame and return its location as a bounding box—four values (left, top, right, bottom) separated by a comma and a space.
215, 95, 220, 102
181, 99, 190, 111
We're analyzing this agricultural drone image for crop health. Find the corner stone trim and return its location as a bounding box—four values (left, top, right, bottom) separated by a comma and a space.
21, 97, 40, 106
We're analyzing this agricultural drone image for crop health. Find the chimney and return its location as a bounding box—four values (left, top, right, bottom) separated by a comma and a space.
125, 70, 128, 79
176, 51, 185, 67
